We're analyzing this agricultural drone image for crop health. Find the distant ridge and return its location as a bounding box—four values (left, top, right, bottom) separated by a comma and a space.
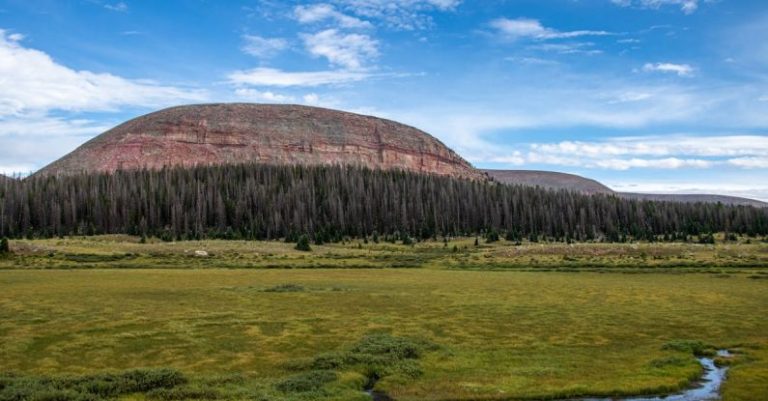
483, 170, 613, 195
484, 169, 767, 208
618, 193, 767, 208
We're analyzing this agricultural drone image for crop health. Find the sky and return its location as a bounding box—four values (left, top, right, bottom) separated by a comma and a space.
1, 0, 767, 200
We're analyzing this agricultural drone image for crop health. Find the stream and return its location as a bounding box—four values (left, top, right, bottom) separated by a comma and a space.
365, 350, 731, 401
579, 350, 732, 401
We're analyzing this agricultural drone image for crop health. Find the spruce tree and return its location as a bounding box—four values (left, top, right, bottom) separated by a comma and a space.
295, 235, 312, 252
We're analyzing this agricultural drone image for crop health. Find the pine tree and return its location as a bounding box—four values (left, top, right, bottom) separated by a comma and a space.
296, 234, 312, 252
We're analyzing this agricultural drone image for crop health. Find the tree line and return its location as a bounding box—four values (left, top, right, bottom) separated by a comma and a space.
0, 163, 766, 242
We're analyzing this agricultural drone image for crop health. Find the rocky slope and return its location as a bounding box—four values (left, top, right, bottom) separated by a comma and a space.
485, 169, 766, 207
37, 104, 483, 180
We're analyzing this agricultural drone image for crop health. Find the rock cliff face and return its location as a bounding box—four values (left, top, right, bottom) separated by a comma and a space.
37, 104, 483, 180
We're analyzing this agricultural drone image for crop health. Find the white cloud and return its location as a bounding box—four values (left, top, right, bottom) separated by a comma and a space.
234, 88, 295, 103
468, 135, 768, 171
241, 35, 288, 58
228, 67, 371, 87
303, 93, 321, 105
528, 42, 603, 55
611, 0, 702, 14
610, 91, 653, 103
104, 2, 128, 12
232, 88, 336, 108
0, 29, 207, 174
530, 136, 768, 158
727, 157, 768, 169
642, 62, 694, 76
294, 4, 372, 29
0, 30, 205, 117
301, 29, 378, 70
505, 57, 559, 66
491, 18, 611, 40
607, 181, 768, 202
334, 0, 461, 30
0, 114, 112, 175
594, 157, 713, 170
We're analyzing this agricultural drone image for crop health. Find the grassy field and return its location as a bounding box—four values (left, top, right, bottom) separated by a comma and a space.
2, 235, 768, 272
1, 237, 767, 401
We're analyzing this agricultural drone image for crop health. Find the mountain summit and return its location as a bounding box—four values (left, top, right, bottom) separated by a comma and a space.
37, 104, 483, 180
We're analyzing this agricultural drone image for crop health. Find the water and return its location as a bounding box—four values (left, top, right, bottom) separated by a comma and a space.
364, 351, 731, 401
581, 351, 730, 401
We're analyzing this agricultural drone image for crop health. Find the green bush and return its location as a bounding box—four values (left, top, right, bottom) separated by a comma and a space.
650, 356, 690, 368
276, 370, 337, 393
295, 235, 312, 252
662, 340, 715, 357
0, 368, 186, 401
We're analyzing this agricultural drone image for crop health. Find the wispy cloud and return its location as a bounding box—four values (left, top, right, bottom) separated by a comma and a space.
301, 29, 378, 70
334, 0, 461, 30
727, 157, 768, 169
228, 67, 371, 87
480, 135, 768, 171
233, 88, 335, 108
0, 113, 113, 175
611, 0, 702, 15
642, 62, 694, 76
241, 35, 288, 58
104, 2, 128, 12
294, 4, 372, 29
607, 181, 768, 202
491, 18, 611, 40
528, 42, 603, 55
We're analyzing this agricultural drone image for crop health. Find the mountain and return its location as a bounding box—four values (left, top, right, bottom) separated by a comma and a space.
34, 103, 764, 207
36, 103, 483, 180
483, 170, 613, 195
484, 169, 766, 207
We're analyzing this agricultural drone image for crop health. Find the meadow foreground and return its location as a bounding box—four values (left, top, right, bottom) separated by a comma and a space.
1, 237, 767, 400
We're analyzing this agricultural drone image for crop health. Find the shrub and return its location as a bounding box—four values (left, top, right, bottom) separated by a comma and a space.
486, 230, 500, 243
276, 370, 337, 393
0, 369, 186, 401
650, 356, 689, 368
662, 340, 715, 357
0, 237, 9, 254
295, 235, 312, 252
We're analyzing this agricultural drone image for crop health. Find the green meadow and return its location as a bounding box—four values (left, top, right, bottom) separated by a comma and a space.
1, 237, 767, 400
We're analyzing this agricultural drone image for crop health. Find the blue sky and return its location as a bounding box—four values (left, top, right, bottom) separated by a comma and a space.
1, 0, 767, 199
